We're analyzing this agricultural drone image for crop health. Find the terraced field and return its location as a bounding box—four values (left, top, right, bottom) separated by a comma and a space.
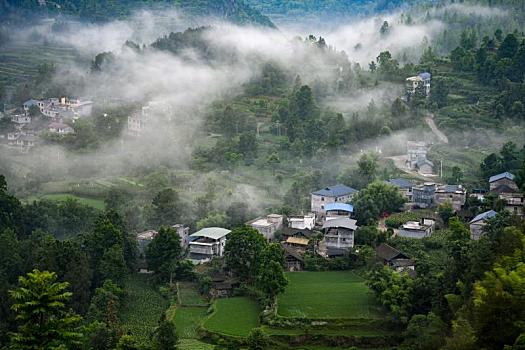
0, 43, 84, 89
203, 297, 260, 337
277, 271, 381, 319
119, 274, 170, 344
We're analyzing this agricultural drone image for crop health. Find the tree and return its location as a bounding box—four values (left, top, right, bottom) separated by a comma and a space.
357, 152, 379, 183
9, 269, 82, 349
99, 244, 127, 284
403, 312, 447, 350
257, 260, 288, 300
224, 226, 268, 282
498, 34, 518, 59
152, 315, 178, 350
442, 317, 477, 350
115, 334, 142, 350
380, 21, 390, 36
438, 201, 455, 226
149, 188, 180, 227
196, 212, 229, 230
353, 181, 406, 225
247, 328, 268, 350
472, 261, 525, 348
391, 98, 406, 117
146, 227, 182, 282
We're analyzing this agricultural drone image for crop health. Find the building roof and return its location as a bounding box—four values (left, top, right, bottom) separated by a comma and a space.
386, 178, 413, 189
49, 122, 71, 129
325, 203, 354, 213
137, 230, 158, 240
322, 217, 358, 230
416, 158, 434, 168
437, 184, 465, 193
312, 184, 357, 197
376, 243, 409, 261
285, 237, 309, 246
419, 72, 431, 80
401, 221, 431, 231
489, 172, 515, 183
23, 99, 40, 107
281, 243, 304, 262
190, 227, 231, 240
469, 210, 497, 224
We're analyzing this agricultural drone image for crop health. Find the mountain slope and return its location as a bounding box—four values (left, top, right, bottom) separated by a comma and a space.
0, 0, 275, 27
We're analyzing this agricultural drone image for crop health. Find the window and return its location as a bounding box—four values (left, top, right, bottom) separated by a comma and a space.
321, 197, 324, 201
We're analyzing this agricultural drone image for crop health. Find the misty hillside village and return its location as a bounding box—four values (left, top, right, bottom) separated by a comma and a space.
2, 0, 525, 350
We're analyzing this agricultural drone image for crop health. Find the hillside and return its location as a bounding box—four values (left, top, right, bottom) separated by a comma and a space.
0, 0, 275, 27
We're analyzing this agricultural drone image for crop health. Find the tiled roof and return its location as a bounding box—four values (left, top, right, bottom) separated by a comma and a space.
489, 172, 515, 183
469, 210, 497, 224
312, 184, 357, 197
387, 178, 413, 189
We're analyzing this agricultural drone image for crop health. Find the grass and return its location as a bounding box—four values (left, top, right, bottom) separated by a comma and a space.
203, 297, 260, 337
177, 339, 215, 350
170, 306, 209, 339
23, 193, 106, 210
177, 282, 208, 306
277, 271, 380, 319
119, 274, 170, 344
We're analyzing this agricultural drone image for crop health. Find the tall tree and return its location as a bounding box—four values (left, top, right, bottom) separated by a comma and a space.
224, 226, 268, 282
9, 269, 82, 349
146, 227, 182, 282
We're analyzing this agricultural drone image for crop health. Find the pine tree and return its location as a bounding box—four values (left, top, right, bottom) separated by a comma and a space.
9, 269, 83, 350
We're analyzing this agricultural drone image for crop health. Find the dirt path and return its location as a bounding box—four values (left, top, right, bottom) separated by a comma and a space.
425, 114, 448, 144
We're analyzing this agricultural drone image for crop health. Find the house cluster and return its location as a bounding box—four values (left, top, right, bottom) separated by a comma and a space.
405, 72, 431, 101
405, 141, 434, 175
386, 177, 467, 212
386, 171, 523, 241
1, 97, 90, 152
469, 172, 524, 239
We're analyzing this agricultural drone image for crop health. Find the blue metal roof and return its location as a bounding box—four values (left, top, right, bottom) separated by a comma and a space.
489, 172, 515, 183
387, 178, 413, 189
469, 210, 497, 224
325, 203, 354, 213
419, 72, 431, 80
312, 184, 357, 197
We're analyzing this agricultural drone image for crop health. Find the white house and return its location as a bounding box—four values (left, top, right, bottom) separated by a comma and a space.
247, 214, 284, 240
398, 219, 435, 239
311, 184, 358, 215
48, 121, 74, 135
188, 227, 231, 264
321, 217, 358, 257
11, 113, 31, 124
172, 224, 190, 248
406, 72, 431, 99
288, 213, 316, 230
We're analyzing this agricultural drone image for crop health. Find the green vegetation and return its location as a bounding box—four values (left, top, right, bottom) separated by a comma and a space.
203, 297, 260, 337
119, 274, 170, 343
171, 306, 208, 339
24, 193, 106, 210
278, 271, 380, 319
177, 282, 208, 306
178, 339, 215, 350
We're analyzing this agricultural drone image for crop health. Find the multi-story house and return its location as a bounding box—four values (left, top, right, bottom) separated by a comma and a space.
311, 184, 358, 216
188, 227, 231, 264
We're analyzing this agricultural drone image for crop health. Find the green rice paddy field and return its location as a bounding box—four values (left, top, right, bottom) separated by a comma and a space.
202, 297, 260, 337
277, 271, 380, 319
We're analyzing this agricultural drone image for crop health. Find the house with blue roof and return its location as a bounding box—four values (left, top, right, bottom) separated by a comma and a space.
406, 72, 431, 100
311, 184, 358, 215
488, 172, 523, 217
489, 172, 517, 191
469, 210, 497, 240
386, 178, 414, 201
325, 202, 354, 220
